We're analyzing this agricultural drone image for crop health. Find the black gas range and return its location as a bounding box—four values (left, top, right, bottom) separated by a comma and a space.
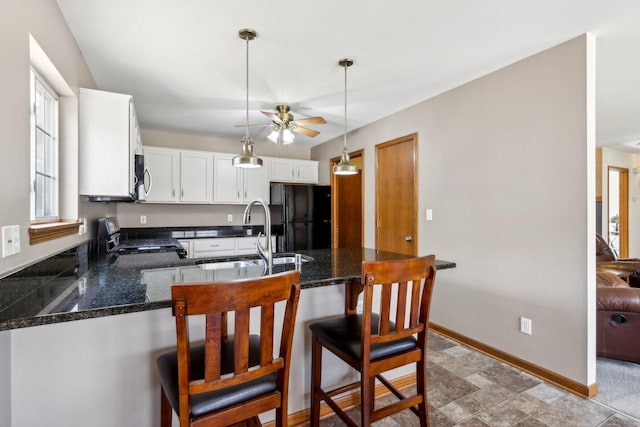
96, 217, 187, 259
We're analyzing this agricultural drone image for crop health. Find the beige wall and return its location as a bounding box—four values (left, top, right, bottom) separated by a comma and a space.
601, 147, 640, 257
0, 0, 106, 424
313, 35, 596, 385
116, 128, 311, 228
0, 0, 109, 279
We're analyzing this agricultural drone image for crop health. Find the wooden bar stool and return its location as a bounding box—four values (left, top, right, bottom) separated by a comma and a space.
156, 270, 301, 427
309, 256, 436, 426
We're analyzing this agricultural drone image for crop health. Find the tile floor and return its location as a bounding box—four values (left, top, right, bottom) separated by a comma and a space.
318, 332, 640, 427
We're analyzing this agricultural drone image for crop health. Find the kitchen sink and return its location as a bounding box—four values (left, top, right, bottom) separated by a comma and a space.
197, 254, 313, 271
198, 260, 259, 270
256, 254, 314, 266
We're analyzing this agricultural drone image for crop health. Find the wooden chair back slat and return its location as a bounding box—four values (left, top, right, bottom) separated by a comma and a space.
379, 283, 392, 335
260, 305, 275, 366
395, 281, 408, 331
204, 313, 222, 381
221, 312, 228, 340
409, 279, 421, 328
170, 270, 301, 426
234, 308, 250, 374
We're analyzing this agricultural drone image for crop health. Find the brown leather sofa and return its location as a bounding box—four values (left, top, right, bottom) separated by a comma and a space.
596, 269, 640, 363
596, 233, 640, 288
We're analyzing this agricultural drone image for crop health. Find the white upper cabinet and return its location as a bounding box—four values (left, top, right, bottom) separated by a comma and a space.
144, 146, 315, 204
144, 147, 180, 203
295, 159, 319, 183
180, 150, 213, 203
213, 153, 270, 204
243, 159, 270, 201
144, 146, 212, 203
269, 158, 318, 184
79, 88, 142, 199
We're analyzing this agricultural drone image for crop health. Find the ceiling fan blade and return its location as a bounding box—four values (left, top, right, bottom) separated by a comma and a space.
234, 123, 273, 128
293, 126, 320, 137
294, 116, 327, 126
261, 111, 283, 123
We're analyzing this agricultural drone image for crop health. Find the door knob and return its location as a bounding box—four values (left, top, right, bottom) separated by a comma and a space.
404, 235, 413, 242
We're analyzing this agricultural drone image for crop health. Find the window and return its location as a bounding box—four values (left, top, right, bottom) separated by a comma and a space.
30, 68, 59, 222
27, 35, 81, 245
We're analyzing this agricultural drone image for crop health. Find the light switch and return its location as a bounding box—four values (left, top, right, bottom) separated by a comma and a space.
426, 209, 433, 221
12, 226, 20, 254
2, 225, 20, 257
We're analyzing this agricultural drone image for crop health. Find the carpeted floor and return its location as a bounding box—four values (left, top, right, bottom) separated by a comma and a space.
594, 357, 640, 421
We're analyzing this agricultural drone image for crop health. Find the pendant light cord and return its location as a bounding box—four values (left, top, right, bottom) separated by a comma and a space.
245, 35, 250, 139
343, 63, 348, 150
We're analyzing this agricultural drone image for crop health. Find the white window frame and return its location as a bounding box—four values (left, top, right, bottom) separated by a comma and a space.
30, 68, 60, 222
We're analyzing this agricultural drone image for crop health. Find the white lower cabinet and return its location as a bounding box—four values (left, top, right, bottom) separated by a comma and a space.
236, 236, 276, 255
181, 236, 277, 259
192, 238, 236, 258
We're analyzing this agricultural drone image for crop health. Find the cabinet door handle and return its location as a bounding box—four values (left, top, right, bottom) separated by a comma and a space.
144, 168, 152, 195
172, 188, 175, 197
181, 189, 184, 198
209, 244, 220, 248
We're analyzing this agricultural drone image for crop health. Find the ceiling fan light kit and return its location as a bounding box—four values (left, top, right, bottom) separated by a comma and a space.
258, 104, 327, 144
333, 58, 359, 176
232, 28, 263, 168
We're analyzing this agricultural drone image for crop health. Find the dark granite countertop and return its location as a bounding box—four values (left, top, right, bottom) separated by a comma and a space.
0, 244, 455, 331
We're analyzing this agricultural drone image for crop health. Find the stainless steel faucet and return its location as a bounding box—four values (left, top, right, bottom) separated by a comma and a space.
242, 198, 273, 273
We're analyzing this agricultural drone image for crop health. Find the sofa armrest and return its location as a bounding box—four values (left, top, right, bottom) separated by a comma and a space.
597, 287, 640, 312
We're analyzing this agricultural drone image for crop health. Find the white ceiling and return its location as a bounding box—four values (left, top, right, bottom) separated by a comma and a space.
55, 0, 640, 150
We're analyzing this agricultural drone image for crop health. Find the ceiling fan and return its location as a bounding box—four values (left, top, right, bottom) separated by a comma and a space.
239, 105, 327, 145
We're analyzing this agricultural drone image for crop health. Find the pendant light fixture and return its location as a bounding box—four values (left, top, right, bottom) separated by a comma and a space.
232, 29, 263, 168
333, 58, 359, 176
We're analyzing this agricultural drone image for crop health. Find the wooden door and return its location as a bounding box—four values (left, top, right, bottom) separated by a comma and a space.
608, 166, 629, 258
331, 151, 363, 248
375, 134, 418, 255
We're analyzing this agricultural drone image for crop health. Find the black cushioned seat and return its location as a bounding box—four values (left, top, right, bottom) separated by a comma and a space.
156, 335, 277, 418
309, 313, 417, 361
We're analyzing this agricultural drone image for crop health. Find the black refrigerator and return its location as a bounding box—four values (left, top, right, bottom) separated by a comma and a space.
270, 184, 331, 252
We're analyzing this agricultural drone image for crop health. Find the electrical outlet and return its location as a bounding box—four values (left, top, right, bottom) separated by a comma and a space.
140, 215, 147, 224
426, 209, 433, 221
227, 214, 233, 223
520, 317, 532, 335
78, 217, 87, 235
